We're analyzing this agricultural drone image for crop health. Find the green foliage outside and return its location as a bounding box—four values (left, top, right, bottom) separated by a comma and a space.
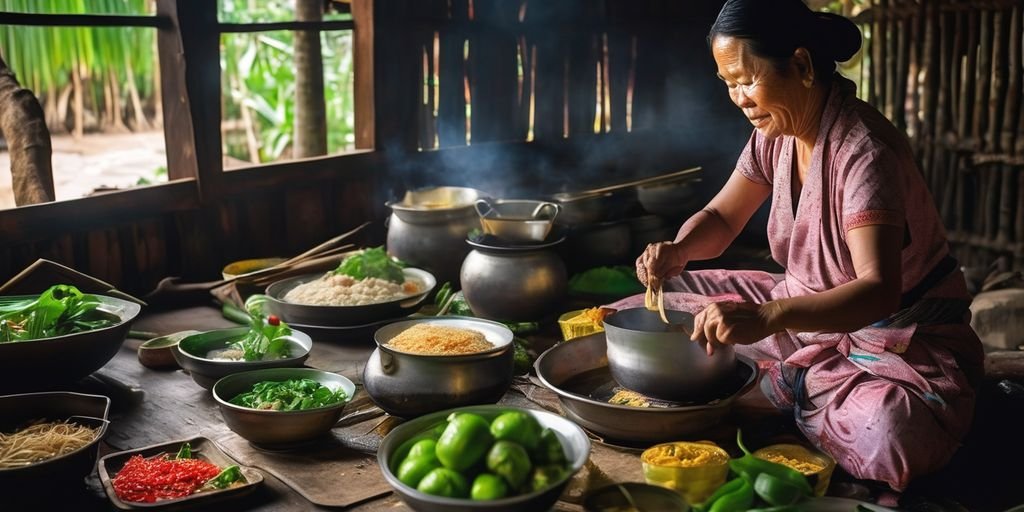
0, 0, 355, 166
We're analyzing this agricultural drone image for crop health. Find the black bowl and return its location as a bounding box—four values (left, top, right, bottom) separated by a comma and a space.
0, 392, 110, 491
264, 268, 436, 327
583, 482, 690, 511
0, 294, 141, 393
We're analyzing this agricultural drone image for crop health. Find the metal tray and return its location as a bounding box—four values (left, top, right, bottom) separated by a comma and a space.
534, 332, 757, 444
98, 436, 264, 510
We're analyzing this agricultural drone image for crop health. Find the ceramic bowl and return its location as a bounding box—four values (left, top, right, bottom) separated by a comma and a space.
212, 368, 355, 448
173, 327, 313, 389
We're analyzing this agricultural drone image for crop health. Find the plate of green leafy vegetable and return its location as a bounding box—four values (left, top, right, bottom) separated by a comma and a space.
0, 284, 142, 392
263, 247, 436, 327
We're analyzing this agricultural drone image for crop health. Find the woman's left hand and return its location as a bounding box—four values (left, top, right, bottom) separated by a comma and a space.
692, 301, 778, 355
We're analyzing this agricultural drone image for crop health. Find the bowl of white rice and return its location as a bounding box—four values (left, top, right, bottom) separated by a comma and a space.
263, 267, 436, 327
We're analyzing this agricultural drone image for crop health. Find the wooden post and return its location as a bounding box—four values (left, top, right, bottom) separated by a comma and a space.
294, 0, 328, 158
156, 0, 222, 200
352, 0, 375, 149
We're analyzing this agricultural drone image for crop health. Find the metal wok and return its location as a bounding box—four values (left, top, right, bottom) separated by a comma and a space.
0, 294, 141, 392
263, 268, 436, 327
534, 332, 757, 444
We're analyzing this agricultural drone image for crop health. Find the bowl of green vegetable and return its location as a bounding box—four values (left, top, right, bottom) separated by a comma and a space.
0, 285, 142, 393
174, 323, 313, 390
263, 247, 436, 327
378, 404, 590, 512
212, 368, 354, 447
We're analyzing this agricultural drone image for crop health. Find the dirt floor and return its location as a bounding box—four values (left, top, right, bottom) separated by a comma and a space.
0, 130, 168, 210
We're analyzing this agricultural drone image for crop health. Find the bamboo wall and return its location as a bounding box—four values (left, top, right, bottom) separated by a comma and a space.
0, 0, 748, 295
856, 0, 1024, 270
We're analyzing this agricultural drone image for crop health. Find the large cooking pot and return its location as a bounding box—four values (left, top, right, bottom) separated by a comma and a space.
534, 332, 757, 443
363, 317, 514, 418
604, 307, 735, 402
460, 237, 567, 322
386, 187, 486, 286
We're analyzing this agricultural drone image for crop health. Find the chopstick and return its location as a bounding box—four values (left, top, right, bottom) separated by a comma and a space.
560, 166, 702, 200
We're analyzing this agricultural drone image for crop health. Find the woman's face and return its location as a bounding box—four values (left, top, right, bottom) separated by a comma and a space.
711, 35, 813, 140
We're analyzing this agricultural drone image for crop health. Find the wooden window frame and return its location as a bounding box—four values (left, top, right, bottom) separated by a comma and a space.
0, 0, 375, 240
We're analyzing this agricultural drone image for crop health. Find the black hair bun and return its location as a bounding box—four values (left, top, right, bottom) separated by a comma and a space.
815, 12, 862, 62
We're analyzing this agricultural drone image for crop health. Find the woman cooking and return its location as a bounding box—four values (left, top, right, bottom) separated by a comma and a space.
632, 0, 984, 493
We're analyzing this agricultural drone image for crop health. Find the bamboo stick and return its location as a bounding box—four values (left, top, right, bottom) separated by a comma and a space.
920, 0, 937, 177
1016, 166, 1024, 242
885, 0, 898, 121
987, 7, 1007, 153
905, 0, 922, 142
872, 0, 886, 108
950, 3, 964, 132
998, 163, 1014, 243
958, 8, 978, 144
972, 9, 993, 152
986, 164, 1000, 239
1001, 6, 1021, 155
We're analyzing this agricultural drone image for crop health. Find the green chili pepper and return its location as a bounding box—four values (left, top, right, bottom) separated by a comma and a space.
174, 442, 192, 459
416, 467, 469, 498
201, 465, 244, 490
486, 441, 532, 490
754, 472, 806, 506
529, 464, 566, 492
408, 439, 438, 460
746, 506, 800, 512
530, 428, 566, 465
696, 477, 746, 511
708, 478, 754, 512
396, 455, 441, 488
490, 410, 542, 451
435, 412, 494, 471
470, 473, 509, 500
728, 430, 813, 495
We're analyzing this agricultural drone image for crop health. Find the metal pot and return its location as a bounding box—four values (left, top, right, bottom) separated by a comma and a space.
604, 307, 735, 402
385, 187, 486, 286
460, 238, 567, 322
362, 317, 514, 418
475, 198, 560, 243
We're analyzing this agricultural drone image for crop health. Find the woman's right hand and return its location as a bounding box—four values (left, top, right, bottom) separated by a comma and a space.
636, 241, 688, 287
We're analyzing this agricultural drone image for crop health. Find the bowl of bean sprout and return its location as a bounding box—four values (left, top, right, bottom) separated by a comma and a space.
0, 391, 110, 490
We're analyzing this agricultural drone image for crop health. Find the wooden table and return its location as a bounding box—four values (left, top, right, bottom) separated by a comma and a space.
51, 306, 810, 511
36, 303, 1019, 512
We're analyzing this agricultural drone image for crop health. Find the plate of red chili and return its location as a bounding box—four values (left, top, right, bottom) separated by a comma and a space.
97, 436, 263, 510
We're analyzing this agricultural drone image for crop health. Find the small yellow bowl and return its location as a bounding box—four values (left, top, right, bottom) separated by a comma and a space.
558, 308, 605, 341
221, 257, 286, 280
753, 444, 836, 497
641, 441, 730, 506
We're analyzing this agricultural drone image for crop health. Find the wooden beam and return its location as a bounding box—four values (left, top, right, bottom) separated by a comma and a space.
218, 20, 354, 33
0, 12, 169, 28
0, 180, 198, 241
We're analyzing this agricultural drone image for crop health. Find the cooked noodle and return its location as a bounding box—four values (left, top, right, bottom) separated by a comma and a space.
0, 420, 98, 469
644, 279, 670, 324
